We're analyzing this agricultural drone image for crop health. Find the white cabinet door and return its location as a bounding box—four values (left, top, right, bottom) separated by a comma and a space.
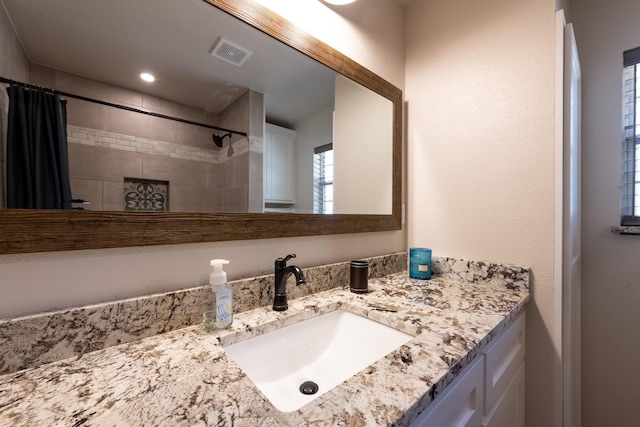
264, 123, 295, 203
410, 356, 484, 427
409, 312, 526, 427
482, 313, 526, 413
481, 362, 525, 427
481, 313, 526, 427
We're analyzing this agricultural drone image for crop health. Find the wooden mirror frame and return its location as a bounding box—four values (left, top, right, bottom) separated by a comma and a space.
0, 0, 402, 255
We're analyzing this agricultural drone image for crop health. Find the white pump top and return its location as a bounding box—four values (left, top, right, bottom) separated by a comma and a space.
209, 259, 230, 285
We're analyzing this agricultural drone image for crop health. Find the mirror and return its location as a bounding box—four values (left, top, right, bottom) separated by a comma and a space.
0, 0, 402, 254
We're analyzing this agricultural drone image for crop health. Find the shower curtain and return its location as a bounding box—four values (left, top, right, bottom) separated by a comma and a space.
6, 85, 72, 209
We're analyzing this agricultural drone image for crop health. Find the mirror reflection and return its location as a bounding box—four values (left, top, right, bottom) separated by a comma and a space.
0, 0, 393, 215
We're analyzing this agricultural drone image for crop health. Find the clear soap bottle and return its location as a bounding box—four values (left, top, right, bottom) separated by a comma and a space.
203, 259, 232, 331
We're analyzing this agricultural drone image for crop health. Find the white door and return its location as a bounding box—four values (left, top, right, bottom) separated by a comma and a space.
556, 18, 582, 427
555, 11, 582, 427
562, 22, 581, 427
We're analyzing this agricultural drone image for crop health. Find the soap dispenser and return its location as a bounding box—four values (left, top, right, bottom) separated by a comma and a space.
203, 259, 232, 331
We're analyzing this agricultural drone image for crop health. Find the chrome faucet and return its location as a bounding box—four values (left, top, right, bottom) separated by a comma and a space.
273, 254, 306, 311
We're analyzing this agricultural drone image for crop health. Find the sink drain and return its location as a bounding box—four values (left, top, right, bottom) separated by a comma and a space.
299, 380, 319, 395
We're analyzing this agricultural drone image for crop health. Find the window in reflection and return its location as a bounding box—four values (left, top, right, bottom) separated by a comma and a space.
313, 143, 333, 214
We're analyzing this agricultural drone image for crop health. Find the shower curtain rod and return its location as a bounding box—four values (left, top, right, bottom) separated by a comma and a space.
0, 76, 248, 138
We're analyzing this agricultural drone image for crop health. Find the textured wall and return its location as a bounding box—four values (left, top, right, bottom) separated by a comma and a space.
404, 0, 557, 425
572, 0, 640, 425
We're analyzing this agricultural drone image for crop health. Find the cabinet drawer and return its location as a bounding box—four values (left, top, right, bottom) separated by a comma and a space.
410, 355, 484, 427
482, 313, 525, 414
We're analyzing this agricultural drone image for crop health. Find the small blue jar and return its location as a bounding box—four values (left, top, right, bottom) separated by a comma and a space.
409, 248, 432, 280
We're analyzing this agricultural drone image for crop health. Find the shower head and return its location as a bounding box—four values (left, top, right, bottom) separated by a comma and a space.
212, 132, 232, 148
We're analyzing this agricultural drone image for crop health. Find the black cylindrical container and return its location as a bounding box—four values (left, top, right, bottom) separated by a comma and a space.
350, 260, 369, 293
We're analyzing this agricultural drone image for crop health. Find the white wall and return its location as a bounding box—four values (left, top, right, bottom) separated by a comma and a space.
0, 0, 406, 319
404, 1, 557, 426
572, 1, 640, 425
334, 74, 393, 214
293, 107, 333, 213
255, 0, 405, 87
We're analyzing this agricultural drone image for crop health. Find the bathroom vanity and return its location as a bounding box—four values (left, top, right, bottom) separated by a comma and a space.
408, 311, 525, 427
0, 255, 529, 426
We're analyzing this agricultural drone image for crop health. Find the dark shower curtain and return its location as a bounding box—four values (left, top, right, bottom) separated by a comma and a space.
6, 85, 72, 209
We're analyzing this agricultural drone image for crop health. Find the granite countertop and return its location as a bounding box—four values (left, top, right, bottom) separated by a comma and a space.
0, 269, 529, 426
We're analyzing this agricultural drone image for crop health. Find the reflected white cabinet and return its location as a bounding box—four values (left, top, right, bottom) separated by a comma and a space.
264, 123, 295, 204
409, 313, 526, 427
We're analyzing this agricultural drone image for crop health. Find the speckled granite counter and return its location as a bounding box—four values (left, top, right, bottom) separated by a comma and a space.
0, 253, 406, 376
0, 258, 529, 426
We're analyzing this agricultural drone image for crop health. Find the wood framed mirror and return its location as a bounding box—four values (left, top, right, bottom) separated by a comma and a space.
0, 0, 402, 254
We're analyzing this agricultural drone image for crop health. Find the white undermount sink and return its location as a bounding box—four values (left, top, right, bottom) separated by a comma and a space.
223, 309, 413, 412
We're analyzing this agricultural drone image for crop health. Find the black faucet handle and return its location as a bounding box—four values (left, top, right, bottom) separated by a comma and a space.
275, 254, 296, 269
280, 254, 296, 263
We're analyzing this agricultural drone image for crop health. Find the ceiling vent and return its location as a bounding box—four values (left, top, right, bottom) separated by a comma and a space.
211, 38, 253, 67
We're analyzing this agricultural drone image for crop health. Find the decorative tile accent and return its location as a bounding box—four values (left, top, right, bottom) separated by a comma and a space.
123, 177, 169, 211
66, 125, 251, 163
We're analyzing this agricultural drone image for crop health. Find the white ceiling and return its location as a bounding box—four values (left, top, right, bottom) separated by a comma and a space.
0, 0, 337, 127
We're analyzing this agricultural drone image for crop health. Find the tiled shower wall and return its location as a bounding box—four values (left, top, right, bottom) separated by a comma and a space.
67, 126, 222, 211
1, 3, 265, 214
26, 65, 262, 212
219, 89, 265, 213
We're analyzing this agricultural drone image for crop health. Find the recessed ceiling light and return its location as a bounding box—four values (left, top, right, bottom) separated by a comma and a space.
140, 72, 155, 82
323, 0, 357, 4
